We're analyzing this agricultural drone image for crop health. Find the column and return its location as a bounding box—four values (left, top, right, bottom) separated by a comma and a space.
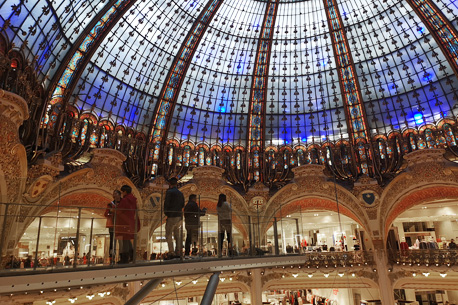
373, 241, 395, 304
250, 269, 263, 305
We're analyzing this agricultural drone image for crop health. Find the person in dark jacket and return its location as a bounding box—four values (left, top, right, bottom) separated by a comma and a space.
184, 194, 207, 256
164, 177, 185, 257
116, 185, 139, 263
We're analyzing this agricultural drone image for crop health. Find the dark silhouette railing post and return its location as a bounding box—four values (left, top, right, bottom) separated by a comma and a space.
88, 217, 94, 266
33, 216, 42, 270
273, 217, 279, 255
0, 203, 9, 263
248, 216, 253, 255
73, 207, 82, 268
295, 218, 300, 252
133, 209, 138, 264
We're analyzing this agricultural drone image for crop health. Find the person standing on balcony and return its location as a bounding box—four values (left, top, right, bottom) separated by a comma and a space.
116, 185, 139, 264
217, 193, 232, 257
164, 177, 185, 258
184, 194, 207, 257
105, 189, 121, 260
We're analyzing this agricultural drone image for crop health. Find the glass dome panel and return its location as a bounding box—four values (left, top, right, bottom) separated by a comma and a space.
167, 0, 266, 146
69, 0, 202, 131
0, 0, 106, 83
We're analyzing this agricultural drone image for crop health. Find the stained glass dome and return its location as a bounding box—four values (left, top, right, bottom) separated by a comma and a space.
2, 0, 458, 185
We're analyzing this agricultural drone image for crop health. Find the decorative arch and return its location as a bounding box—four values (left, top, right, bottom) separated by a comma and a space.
270, 197, 367, 231
80, 112, 98, 124
99, 119, 114, 130
67, 105, 80, 118
114, 125, 126, 134
180, 141, 195, 150
210, 144, 222, 152
262, 164, 371, 233
437, 118, 456, 129
384, 185, 458, 240
41, 192, 112, 216
394, 277, 458, 291
222, 145, 233, 152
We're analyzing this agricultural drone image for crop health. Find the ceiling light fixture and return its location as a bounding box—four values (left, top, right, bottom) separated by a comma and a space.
308, 274, 313, 278
324, 273, 329, 278
192, 280, 198, 284
86, 295, 95, 300
68, 298, 77, 303
440, 273, 447, 278
422, 272, 430, 277
338, 273, 344, 277
292, 274, 298, 278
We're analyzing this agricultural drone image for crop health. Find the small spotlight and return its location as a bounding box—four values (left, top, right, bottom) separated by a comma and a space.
307, 274, 313, 278
422, 272, 430, 277
324, 273, 329, 278
338, 273, 344, 277
440, 273, 447, 278
292, 274, 298, 278
192, 280, 198, 284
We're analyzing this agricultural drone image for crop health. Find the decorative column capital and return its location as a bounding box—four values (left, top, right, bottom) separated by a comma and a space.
0, 89, 29, 128
192, 165, 225, 181
90, 148, 126, 172
191, 166, 226, 195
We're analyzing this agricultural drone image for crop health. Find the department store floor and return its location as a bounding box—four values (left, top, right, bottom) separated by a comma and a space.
2, 199, 458, 305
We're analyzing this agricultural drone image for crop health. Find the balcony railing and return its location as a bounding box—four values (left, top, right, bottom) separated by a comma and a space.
389, 249, 458, 267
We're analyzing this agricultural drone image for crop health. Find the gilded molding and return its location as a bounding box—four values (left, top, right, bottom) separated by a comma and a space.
0, 89, 29, 128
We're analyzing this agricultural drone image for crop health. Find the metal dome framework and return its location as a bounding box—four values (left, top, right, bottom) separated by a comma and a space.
1, 0, 458, 189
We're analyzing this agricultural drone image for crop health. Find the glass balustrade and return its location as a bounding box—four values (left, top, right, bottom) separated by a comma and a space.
0, 202, 373, 273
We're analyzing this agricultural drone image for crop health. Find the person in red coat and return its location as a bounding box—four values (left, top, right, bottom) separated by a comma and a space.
104, 190, 121, 259
116, 185, 140, 263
